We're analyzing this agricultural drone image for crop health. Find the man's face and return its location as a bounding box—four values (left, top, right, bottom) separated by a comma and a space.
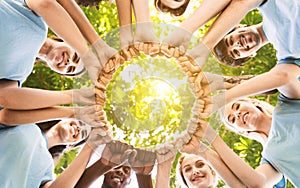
223, 26, 262, 59
103, 166, 132, 188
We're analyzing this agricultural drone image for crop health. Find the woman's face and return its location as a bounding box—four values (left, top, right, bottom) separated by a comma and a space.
160, 0, 186, 9
224, 99, 263, 133
54, 120, 87, 143
181, 155, 215, 188
45, 41, 84, 75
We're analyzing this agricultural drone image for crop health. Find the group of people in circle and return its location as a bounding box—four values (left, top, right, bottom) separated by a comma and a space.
0, 0, 299, 187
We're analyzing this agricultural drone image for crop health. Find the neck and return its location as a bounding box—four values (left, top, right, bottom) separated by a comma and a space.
44, 128, 61, 149
256, 112, 272, 138
256, 23, 268, 46
38, 38, 53, 61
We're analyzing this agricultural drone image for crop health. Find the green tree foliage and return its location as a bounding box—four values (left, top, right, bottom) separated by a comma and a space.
22, 1, 294, 187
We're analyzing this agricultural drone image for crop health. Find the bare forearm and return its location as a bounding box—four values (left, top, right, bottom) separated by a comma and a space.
136, 174, 153, 188
57, 0, 101, 44
155, 162, 172, 188
202, 150, 246, 187
75, 158, 113, 188
26, 0, 88, 54
226, 70, 289, 103
181, 0, 232, 33
46, 144, 94, 188
211, 136, 265, 186
0, 107, 73, 126
116, 0, 132, 27
203, 0, 263, 49
0, 87, 72, 110
132, 0, 151, 23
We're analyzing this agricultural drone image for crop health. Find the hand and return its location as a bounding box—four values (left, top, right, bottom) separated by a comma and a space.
100, 141, 137, 167
162, 26, 193, 52
134, 22, 159, 44
191, 119, 218, 145
156, 143, 177, 164
186, 41, 210, 68
173, 131, 192, 150
80, 49, 102, 87
180, 136, 208, 155
73, 106, 104, 127
204, 92, 226, 116
92, 38, 124, 73
129, 148, 156, 175
87, 125, 112, 151
72, 87, 95, 105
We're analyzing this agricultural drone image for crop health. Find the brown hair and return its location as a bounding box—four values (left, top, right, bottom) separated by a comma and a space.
212, 38, 251, 66
154, 0, 190, 17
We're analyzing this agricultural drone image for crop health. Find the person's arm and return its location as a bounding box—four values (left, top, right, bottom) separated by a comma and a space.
211, 135, 281, 187
180, 0, 232, 33
44, 126, 112, 188
136, 174, 153, 188
155, 144, 177, 188
42, 144, 94, 188
116, 0, 134, 49
26, 0, 88, 55
75, 157, 114, 188
132, 0, 158, 44
225, 64, 296, 103
0, 106, 72, 126
0, 87, 72, 110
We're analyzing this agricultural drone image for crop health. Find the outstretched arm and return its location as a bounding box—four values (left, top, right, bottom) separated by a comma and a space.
225, 64, 299, 103
180, 0, 232, 33
26, 0, 88, 55
43, 144, 94, 188
211, 135, 282, 187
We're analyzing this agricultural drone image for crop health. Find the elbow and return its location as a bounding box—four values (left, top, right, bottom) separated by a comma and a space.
0, 109, 15, 126
0, 93, 9, 109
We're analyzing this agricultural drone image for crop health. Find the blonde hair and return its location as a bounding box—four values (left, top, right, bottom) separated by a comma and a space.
219, 98, 274, 134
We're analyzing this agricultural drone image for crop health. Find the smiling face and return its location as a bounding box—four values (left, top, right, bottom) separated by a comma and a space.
223, 99, 265, 134
45, 40, 84, 75
181, 155, 216, 188
54, 120, 88, 144
222, 26, 262, 59
103, 166, 132, 188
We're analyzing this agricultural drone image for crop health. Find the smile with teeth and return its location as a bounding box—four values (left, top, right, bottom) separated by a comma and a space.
242, 112, 249, 124
112, 175, 123, 183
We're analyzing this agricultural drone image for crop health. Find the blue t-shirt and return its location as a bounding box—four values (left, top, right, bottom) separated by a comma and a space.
0, 0, 47, 85
0, 124, 54, 188
262, 92, 300, 186
258, 0, 300, 62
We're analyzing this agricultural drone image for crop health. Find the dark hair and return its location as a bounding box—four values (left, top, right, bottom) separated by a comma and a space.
212, 25, 254, 66
213, 38, 251, 66
36, 120, 88, 159
154, 0, 190, 17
